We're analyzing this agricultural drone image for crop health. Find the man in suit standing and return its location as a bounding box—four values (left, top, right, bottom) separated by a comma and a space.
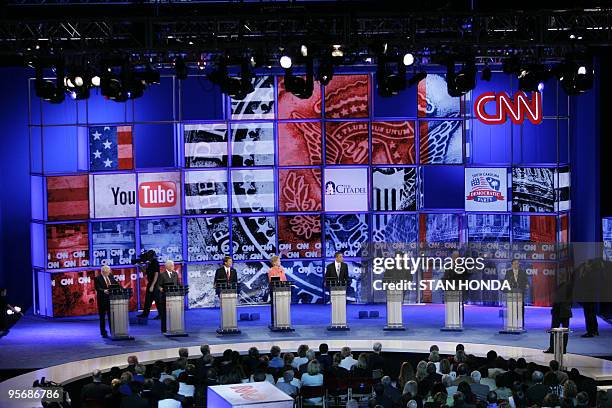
157, 260, 180, 333
325, 251, 349, 283
214, 256, 238, 294
94, 265, 117, 338
505, 259, 528, 322
544, 270, 573, 353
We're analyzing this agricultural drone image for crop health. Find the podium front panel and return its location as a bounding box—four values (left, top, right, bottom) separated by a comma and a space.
220, 291, 238, 331
272, 287, 292, 329
166, 294, 186, 334
330, 287, 347, 328
109, 298, 130, 338
443, 290, 463, 330
503, 291, 524, 332
386, 289, 404, 328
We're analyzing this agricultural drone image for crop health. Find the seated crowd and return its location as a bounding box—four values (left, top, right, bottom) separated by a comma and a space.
78, 343, 608, 408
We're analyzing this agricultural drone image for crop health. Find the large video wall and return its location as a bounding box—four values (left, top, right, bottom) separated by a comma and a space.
29, 70, 570, 316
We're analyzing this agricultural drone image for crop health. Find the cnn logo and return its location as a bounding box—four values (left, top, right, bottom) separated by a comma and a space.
474, 91, 542, 125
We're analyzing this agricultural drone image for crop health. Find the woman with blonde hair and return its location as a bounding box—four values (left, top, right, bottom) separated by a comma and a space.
415, 360, 428, 382
267, 255, 287, 327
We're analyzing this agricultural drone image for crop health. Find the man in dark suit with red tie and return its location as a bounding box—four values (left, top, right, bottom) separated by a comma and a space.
214, 256, 238, 295
94, 265, 118, 338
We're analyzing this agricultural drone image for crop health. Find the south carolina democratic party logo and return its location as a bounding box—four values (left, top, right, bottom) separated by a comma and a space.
325, 181, 336, 195
467, 172, 504, 203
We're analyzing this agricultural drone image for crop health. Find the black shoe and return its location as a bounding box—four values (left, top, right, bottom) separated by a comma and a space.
594, 331, 599, 336
137, 314, 147, 318
581, 333, 594, 338
153, 315, 161, 320
101, 333, 109, 338
543, 349, 554, 354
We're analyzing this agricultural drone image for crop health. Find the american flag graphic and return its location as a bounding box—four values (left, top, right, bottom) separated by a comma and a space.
471, 176, 493, 190
46, 175, 89, 221
89, 126, 133, 171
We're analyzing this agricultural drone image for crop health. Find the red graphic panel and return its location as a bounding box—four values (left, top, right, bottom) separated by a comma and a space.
277, 76, 322, 120
279, 169, 322, 212
138, 264, 183, 311
372, 121, 416, 165
529, 262, 556, 307
278, 122, 322, 166
278, 214, 322, 258
325, 121, 369, 165
51, 268, 138, 317
47, 175, 89, 221
46, 223, 89, 270
324, 75, 369, 119
51, 270, 97, 317
530, 215, 556, 243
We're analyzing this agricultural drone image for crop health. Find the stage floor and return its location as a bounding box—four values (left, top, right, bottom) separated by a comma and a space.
0, 304, 610, 370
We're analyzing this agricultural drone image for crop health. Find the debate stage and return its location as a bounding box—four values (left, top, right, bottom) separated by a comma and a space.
1, 304, 610, 370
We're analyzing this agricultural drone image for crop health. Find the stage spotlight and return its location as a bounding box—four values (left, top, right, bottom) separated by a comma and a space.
376, 55, 407, 97
403, 53, 415, 67
284, 57, 314, 99
140, 64, 160, 85
34, 62, 65, 104
447, 60, 476, 97
280, 55, 292, 69
502, 55, 521, 74
91, 75, 101, 87
331, 45, 344, 58
482, 66, 492, 81
317, 59, 334, 86
174, 57, 188, 80
557, 60, 594, 95
517, 64, 550, 92
300, 45, 308, 57
100, 70, 124, 101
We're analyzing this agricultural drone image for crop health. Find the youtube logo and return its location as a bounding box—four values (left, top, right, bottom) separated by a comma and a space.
139, 182, 177, 208
137, 172, 181, 216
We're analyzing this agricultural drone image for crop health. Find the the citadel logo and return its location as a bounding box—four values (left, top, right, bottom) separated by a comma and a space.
324, 168, 368, 211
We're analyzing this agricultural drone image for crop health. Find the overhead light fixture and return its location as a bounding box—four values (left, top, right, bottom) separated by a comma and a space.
517, 64, 550, 92
279, 55, 292, 69
300, 45, 308, 58
208, 59, 255, 100
91, 75, 101, 87
34, 60, 65, 104
446, 59, 476, 97
402, 53, 414, 67
556, 58, 594, 95
376, 55, 407, 97
331, 45, 343, 58
481, 66, 492, 81
284, 57, 314, 99
407, 71, 427, 87
317, 58, 334, 86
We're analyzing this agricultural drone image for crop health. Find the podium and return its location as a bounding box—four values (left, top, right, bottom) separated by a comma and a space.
441, 290, 463, 331
164, 285, 189, 337
327, 282, 349, 331
384, 287, 405, 331
500, 291, 525, 334
109, 287, 134, 341
216, 283, 241, 335
269, 281, 294, 332
548, 327, 570, 369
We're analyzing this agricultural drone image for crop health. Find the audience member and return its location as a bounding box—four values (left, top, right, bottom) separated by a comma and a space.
339, 346, 358, 370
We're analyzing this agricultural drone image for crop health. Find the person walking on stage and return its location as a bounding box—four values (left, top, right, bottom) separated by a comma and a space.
94, 265, 118, 338
157, 260, 180, 333
137, 250, 160, 320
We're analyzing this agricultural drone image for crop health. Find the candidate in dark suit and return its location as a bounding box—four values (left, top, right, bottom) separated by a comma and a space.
325, 251, 349, 284
137, 250, 160, 319
157, 260, 180, 333
544, 272, 573, 353
214, 256, 238, 295
505, 259, 528, 321
94, 265, 118, 338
